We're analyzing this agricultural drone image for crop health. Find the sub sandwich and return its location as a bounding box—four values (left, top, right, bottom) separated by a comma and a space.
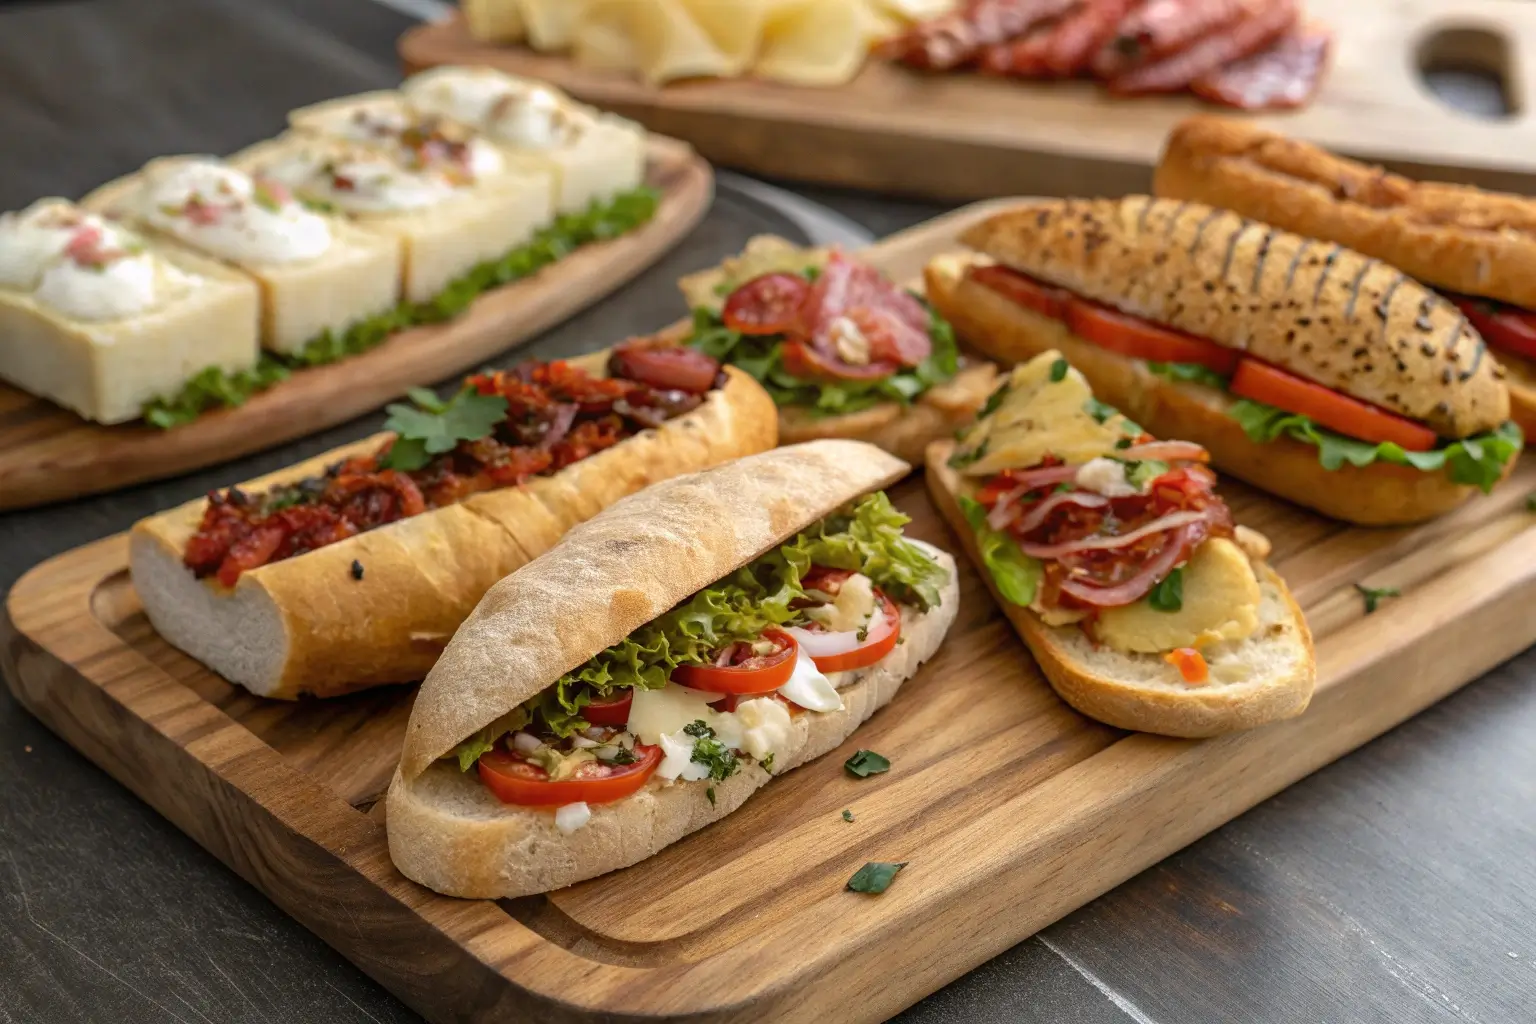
1155, 115, 1536, 442
928, 351, 1315, 737
674, 235, 998, 464
130, 343, 775, 698
925, 197, 1521, 525
387, 440, 958, 898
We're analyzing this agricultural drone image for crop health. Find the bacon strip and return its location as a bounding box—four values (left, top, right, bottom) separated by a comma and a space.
1190, 21, 1334, 109
1108, 0, 1299, 95
889, 0, 1080, 70
1093, 0, 1249, 77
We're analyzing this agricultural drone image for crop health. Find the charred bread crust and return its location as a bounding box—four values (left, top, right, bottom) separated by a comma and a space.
959, 196, 1510, 439
927, 256, 1505, 525
1155, 116, 1536, 313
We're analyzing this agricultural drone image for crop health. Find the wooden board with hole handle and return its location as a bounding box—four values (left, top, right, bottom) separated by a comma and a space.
6, 202, 1536, 1024
401, 1, 1536, 202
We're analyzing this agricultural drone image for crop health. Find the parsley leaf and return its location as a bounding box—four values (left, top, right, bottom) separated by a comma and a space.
1146, 361, 1230, 390
1148, 567, 1184, 612
706, 786, 716, 807
958, 496, 1041, 607
380, 386, 507, 472
847, 861, 906, 894
845, 749, 890, 778
1049, 357, 1069, 382
947, 438, 988, 470
979, 381, 1011, 420
1355, 583, 1400, 614
842, 809, 855, 822
689, 726, 741, 782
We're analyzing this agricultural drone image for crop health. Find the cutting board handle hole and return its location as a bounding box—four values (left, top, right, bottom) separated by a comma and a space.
1416, 25, 1516, 119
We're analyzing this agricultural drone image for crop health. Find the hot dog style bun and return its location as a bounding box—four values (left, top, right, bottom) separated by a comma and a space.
387, 441, 960, 899
925, 196, 1516, 525
1154, 115, 1536, 440
130, 361, 776, 700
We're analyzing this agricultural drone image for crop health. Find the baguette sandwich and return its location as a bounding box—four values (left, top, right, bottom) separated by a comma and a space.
130, 342, 775, 699
928, 351, 1315, 737
1155, 115, 1536, 442
925, 197, 1521, 525
387, 440, 958, 898
672, 235, 999, 464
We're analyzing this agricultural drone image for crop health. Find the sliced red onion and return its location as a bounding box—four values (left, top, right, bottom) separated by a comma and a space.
1005, 463, 1082, 491
1058, 523, 1200, 608
785, 602, 895, 658
1018, 510, 1208, 560
998, 490, 1110, 534
1117, 441, 1208, 463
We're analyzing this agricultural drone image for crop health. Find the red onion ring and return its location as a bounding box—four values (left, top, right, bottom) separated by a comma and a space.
785, 600, 896, 658
1019, 510, 1207, 560
992, 489, 1109, 533
1058, 523, 1202, 608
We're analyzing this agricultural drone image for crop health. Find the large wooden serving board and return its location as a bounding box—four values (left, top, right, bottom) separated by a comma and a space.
402, 3, 1536, 201
0, 135, 710, 512
7, 204, 1536, 1023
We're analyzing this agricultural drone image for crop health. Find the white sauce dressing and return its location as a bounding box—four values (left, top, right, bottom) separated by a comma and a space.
144, 160, 332, 265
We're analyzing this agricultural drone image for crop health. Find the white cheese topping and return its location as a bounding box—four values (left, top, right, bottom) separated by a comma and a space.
828, 315, 871, 366
777, 646, 844, 713
553, 802, 591, 834
0, 200, 85, 289
34, 249, 158, 321
257, 147, 458, 214
805, 573, 876, 633
1074, 456, 1139, 498
730, 698, 793, 763
656, 726, 713, 783
406, 70, 587, 151
309, 101, 505, 180
144, 159, 332, 265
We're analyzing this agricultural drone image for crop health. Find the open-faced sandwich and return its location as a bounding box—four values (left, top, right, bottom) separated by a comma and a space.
925, 197, 1520, 525
130, 343, 775, 699
927, 351, 1315, 737
1155, 115, 1536, 444
674, 235, 997, 463
387, 439, 958, 898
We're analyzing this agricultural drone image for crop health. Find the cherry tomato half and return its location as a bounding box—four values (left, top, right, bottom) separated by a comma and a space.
1230, 359, 1436, 451
671, 629, 799, 694
722, 272, 812, 336
969, 264, 1070, 320
1065, 300, 1239, 376
477, 743, 661, 806
608, 341, 721, 394
582, 690, 633, 727
1449, 295, 1536, 363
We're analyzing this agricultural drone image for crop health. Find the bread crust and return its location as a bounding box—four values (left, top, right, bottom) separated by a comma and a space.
960, 197, 1509, 439
927, 443, 1314, 738
385, 549, 959, 899
398, 438, 911, 781
928, 254, 1510, 525
129, 366, 777, 699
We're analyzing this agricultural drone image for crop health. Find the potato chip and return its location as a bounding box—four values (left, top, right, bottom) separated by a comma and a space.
573, 1, 642, 73
619, 0, 738, 85
755, 0, 867, 87
675, 0, 784, 74
462, 0, 526, 44
519, 0, 587, 51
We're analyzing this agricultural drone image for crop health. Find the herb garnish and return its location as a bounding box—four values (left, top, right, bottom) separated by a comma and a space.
350, 560, 364, 581
847, 861, 906, 894
139, 185, 661, 428
841, 809, 855, 823
978, 381, 1011, 419
844, 749, 890, 778
706, 786, 716, 807
947, 438, 988, 470
1148, 567, 1184, 612
759, 752, 775, 773
686, 721, 741, 781
1355, 583, 1400, 614
1049, 357, 1069, 382
1526, 492, 1536, 513
379, 385, 508, 471
1146, 361, 1230, 390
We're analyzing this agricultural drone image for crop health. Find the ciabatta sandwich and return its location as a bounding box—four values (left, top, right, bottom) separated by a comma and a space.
130, 344, 775, 699
387, 440, 958, 898
927, 351, 1315, 737
925, 197, 1520, 525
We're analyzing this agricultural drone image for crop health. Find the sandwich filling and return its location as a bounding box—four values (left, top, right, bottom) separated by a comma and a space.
951, 351, 1270, 681
681, 239, 961, 417
183, 342, 724, 586
449, 492, 950, 813
966, 263, 1522, 490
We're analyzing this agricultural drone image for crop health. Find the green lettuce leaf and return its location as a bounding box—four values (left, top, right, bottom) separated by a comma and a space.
1146, 361, 1230, 390
958, 496, 1041, 607
1228, 399, 1522, 491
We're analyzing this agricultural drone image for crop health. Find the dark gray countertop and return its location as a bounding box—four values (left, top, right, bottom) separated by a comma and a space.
1, 2, 1533, 1021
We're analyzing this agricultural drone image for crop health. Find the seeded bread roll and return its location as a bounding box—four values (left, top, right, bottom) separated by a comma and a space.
960, 196, 1509, 439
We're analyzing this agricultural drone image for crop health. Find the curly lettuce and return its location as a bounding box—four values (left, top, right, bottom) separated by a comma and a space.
958, 496, 1040, 607
1229, 400, 1522, 491
1146, 361, 1230, 390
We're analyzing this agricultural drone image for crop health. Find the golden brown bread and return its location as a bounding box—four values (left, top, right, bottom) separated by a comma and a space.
959, 196, 1509, 439
130, 365, 778, 699
926, 254, 1509, 525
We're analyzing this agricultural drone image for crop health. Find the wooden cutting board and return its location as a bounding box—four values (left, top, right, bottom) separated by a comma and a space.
0, 135, 710, 512
401, 3, 1536, 201
6, 203, 1536, 1024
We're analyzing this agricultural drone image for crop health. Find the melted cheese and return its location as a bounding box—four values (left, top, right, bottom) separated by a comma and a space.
732, 697, 794, 763
804, 573, 875, 633
776, 646, 843, 713
626, 683, 718, 745
1094, 539, 1261, 653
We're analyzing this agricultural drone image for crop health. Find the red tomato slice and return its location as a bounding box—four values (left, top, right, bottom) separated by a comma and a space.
780, 339, 898, 382
1230, 359, 1437, 451
1065, 299, 1240, 375
1449, 295, 1536, 362
969, 264, 1070, 320
805, 591, 903, 674
607, 342, 721, 394
582, 690, 633, 727
671, 629, 799, 694
800, 565, 854, 594
722, 273, 812, 335
477, 743, 661, 806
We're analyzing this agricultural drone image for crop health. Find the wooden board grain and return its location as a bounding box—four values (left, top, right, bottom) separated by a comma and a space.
401, 3, 1536, 201
0, 135, 711, 512
7, 204, 1536, 1023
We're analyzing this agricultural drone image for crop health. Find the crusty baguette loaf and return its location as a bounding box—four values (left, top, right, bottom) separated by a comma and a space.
925, 253, 1506, 525
927, 442, 1313, 737
130, 364, 777, 700
960, 196, 1509, 439
386, 546, 958, 899
1154, 115, 1536, 442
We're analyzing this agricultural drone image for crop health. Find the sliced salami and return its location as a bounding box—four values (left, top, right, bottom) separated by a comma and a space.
1093, 0, 1250, 77
1042, 0, 1138, 77
1108, 0, 1299, 95
1190, 21, 1334, 109
889, 0, 1081, 70
799, 252, 934, 369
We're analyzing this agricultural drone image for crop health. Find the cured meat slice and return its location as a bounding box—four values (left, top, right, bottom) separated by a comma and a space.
1093, 0, 1249, 77
1190, 21, 1334, 109
1108, 0, 1298, 94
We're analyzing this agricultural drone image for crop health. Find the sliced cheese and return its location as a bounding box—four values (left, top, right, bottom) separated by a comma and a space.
626, 682, 718, 744
1094, 539, 1262, 654
755, 0, 867, 87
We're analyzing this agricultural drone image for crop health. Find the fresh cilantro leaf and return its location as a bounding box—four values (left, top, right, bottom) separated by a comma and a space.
842, 809, 855, 822
959, 496, 1042, 607
845, 749, 890, 778
1049, 357, 1070, 382
406, 386, 448, 414
1146, 361, 1230, 390
1148, 567, 1184, 612
847, 861, 906, 894
381, 387, 508, 471
1355, 583, 1400, 614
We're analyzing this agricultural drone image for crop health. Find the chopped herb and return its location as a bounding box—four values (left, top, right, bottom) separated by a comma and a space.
842, 809, 855, 823
844, 749, 890, 778
683, 719, 714, 738
1115, 437, 1133, 449
1146, 360, 1230, 390
948, 438, 988, 470
759, 752, 775, 773
1125, 459, 1170, 489
847, 861, 906, 894
803, 264, 821, 282
1527, 492, 1536, 512
349, 560, 364, 581
688, 722, 741, 781
978, 382, 1011, 419
706, 786, 716, 807
712, 280, 733, 296
1049, 357, 1069, 382
1355, 583, 1400, 614
1147, 568, 1183, 612
604, 747, 637, 766
138, 186, 660, 428
380, 386, 508, 471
